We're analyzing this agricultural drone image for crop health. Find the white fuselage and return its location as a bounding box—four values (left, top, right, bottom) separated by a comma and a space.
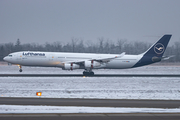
3, 51, 142, 69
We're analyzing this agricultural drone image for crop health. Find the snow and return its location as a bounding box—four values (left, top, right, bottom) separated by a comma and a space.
1, 105, 180, 113
0, 65, 180, 113
0, 65, 180, 100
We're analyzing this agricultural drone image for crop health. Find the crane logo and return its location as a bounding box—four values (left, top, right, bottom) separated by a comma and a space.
154, 43, 164, 54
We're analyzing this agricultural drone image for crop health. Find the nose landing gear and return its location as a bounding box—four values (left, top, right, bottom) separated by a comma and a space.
18, 65, 22, 72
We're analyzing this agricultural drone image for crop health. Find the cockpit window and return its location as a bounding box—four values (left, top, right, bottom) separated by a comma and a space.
8, 55, 12, 57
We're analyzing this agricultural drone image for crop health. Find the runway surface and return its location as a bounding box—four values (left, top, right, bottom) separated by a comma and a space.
1, 98, 180, 119
1, 97, 180, 108
1, 113, 180, 120
0, 74, 180, 77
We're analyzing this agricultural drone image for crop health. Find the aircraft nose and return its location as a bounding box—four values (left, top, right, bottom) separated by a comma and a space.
3, 56, 8, 61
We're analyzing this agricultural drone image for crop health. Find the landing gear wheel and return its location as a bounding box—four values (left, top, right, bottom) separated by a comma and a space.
83, 71, 94, 76
90, 72, 94, 76
19, 69, 22, 72
18, 65, 22, 72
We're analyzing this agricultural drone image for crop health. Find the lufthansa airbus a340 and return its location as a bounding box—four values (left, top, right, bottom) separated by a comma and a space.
3, 35, 172, 75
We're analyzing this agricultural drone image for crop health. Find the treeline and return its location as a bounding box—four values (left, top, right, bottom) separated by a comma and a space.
0, 38, 179, 62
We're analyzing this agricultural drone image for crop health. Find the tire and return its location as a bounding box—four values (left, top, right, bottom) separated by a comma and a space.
83, 71, 94, 76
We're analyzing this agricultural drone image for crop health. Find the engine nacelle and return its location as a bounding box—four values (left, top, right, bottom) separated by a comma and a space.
84, 60, 101, 69
63, 63, 80, 70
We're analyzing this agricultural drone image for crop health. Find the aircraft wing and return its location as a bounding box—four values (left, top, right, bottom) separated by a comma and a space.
63, 52, 125, 65
92, 52, 125, 62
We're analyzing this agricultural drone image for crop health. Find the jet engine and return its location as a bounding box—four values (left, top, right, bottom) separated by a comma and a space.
63, 63, 80, 70
84, 60, 101, 69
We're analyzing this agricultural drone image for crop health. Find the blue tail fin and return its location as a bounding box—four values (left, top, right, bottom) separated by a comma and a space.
143, 35, 172, 57
133, 34, 172, 67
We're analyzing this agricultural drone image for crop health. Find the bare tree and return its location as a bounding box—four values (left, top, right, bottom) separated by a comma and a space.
14, 39, 22, 52
98, 37, 104, 53
117, 39, 126, 53
71, 38, 78, 52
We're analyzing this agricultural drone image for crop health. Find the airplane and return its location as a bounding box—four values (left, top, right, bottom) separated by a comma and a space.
3, 34, 172, 76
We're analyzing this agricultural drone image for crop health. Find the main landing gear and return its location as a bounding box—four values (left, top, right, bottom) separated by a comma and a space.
83, 69, 94, 76
18, 65, 22, 72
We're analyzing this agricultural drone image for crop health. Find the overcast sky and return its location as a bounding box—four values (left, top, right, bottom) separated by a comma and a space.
0, 0, 180, 45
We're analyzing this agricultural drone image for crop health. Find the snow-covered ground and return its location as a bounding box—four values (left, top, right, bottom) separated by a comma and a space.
1, 105, 180, 113
0, 65, 180, 113
0, 65, 180, 100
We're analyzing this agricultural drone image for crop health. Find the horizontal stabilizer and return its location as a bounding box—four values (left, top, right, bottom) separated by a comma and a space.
162, 55, 175, 61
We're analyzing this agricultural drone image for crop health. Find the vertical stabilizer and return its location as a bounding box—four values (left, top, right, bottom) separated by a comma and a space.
143, 35, 172, 57
133, 34, 172, 67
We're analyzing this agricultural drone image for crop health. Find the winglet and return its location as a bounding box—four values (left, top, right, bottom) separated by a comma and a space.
116, 52, 125, 58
